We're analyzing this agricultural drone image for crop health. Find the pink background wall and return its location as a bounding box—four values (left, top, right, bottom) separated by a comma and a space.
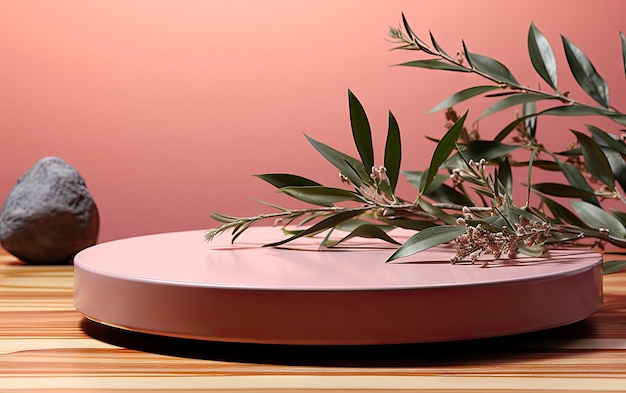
1, 0, 625, 242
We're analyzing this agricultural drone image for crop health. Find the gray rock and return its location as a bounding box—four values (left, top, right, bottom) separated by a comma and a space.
0, 157, 99, 264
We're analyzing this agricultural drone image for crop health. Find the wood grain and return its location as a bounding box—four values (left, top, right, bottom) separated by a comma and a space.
1, 247, 625, 392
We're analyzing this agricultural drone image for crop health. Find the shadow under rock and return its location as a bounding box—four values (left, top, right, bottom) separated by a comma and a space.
80, 317, 597, 367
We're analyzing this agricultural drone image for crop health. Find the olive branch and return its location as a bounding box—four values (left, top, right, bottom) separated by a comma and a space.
207, 15, 626, 273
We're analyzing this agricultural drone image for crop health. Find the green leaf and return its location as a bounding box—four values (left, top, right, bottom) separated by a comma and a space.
403, 171, 448, 193
464, 218, 502, 233
420, 111, 468, 195
264, 210, 364, 247
494, 105, 614, 142
419, 198, 458, 225
556, 160, 600, 206
377, 218, 438, 231
210, 212, 240, 223
572, 130, 615, 190
612, 209, 626, 227
348, 90, 374, 171
571, 201, 626, 238
384, 111, 401, 192
305, 134, 368, 187
562, 35, 610, 108
462, 40, 474, 68
619, 31, 626, 79
254, 199, 290, 212
518, 244, 547, 257
531, 182, 597, 198
401, 12, 421, 43
403, 171, 474, 206
278, 186, 362, 207
554, 147, 582, 156
465, 51, 519, 86
604, 148, 626, 194
428, 184, 475, 207
611, 114, 626, 127
498, 156, 513, 195
525, 148, 538, 207
528, 22, 558, 90
513, 159, 560, 171
443, 141, 519, 169
524, 101, 538, 138
429, 31, 451, 58
544, 105, 609, 117
401, 13, 432, 52
539, 195, 588, 227
603, 260, 626, 274
254, 173, 322, 188
427, 85, 501, 114
325, 224, 400, 247
587, 125, 626, 155
395, 59, 470, 72
506, 205, 543, 225
476, 93, 549, 121
386, 225, 466, 262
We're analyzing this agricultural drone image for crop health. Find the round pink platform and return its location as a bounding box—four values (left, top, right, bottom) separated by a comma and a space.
73, 227, 603, 345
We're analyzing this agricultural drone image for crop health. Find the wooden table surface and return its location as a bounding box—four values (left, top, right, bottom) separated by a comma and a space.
1, 247, 626, 392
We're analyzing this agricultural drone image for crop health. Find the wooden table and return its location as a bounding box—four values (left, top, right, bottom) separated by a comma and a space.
1, 247, 625, 392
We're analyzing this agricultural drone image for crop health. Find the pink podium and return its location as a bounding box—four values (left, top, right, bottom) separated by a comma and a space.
74, 227, 602, 344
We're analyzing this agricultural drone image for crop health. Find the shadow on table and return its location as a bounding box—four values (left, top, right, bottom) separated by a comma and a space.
80, 317, 596, 367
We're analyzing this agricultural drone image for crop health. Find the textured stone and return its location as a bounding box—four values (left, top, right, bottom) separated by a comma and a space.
0, 157, 99, 264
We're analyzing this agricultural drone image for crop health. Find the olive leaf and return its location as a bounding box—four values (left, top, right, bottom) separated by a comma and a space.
571, 201, 626, 238
324, 224, 400, 247
278, 186, 364, 207
305, 134, 368, 187
524, 101, 538, 138
348, 90, 374, 171
418, 198, 458, 225
476, 93, 549, 121
427, 183, 475, 206
572, 130, 615, 190
395, 59, 470, 72
386, 225, 466, 262
603, 260, 626, 274
462, 40, 474, 69
401, 12, 421, 44
429, 31, 451, 58
464, 49, 519, 86
420, 111, 468, 195
498, 156, 513, 195
562, 35, 610, 108
612, 210, 626, 227
255, 173, 322, 188
528, 22, 558, 90
605, 149, 626, 194
403, 171, 449, 193
590, 127, 626, 193
404, 171, 474, 206
525, 148, 538, 206
428, 86, 501, 114
264, 210, 365, 247
531, 182, 597, 198
401, 13, 433, 54
384, 111, 401, 192
556, 159, 600, 206
494, 105, 616, 142
443, 141, 519, 169
588, 125, 626, 155
539, 195, 588, 227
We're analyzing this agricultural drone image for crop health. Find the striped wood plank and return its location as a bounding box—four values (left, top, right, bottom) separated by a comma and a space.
1, 248, 625, 391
